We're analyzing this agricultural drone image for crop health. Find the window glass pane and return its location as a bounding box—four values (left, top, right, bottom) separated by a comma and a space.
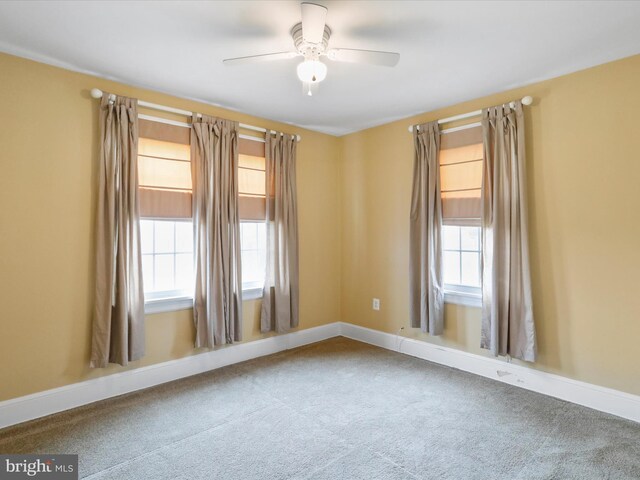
242, 250, 260, 284
442, 226, 460, 250
257, 223, 267, 268
140, 220, 154, 254
461, 252, 481, 287
241, 221, 266, 288
175, 253, 194, 291
443, 251, 461, 285
460, 226, 479, 251
154, 221, 174, 254
142, 254, 154, 292
154, 254, 174, 291
241, 222, 258, 250
175, 221, 193, 253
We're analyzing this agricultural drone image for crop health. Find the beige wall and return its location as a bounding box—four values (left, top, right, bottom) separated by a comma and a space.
341, 54, 640, 396
0, 53, 342, 401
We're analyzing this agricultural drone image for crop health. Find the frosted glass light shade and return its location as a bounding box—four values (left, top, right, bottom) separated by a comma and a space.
296, 59, 327, 83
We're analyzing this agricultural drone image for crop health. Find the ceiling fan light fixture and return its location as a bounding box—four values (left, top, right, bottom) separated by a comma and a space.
297, 59, 327, 83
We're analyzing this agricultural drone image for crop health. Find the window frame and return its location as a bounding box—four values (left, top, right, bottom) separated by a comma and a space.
442, 225, 482, 308
141, 217, 195, 314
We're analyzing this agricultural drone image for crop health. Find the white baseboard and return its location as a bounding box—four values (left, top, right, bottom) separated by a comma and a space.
2, 321, 638, 430
339, 322, 640, 424
0, 322, 341, 430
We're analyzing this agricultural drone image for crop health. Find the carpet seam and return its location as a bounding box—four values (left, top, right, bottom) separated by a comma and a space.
81, 403, 273, 479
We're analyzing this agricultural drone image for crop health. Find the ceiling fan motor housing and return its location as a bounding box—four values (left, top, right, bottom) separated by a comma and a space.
291, 22, 332, 60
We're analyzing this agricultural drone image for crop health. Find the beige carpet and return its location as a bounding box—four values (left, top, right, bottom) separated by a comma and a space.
1, 337, 639, 479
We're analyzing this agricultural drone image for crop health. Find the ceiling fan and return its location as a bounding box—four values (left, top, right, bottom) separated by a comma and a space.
223, 2, 400, 96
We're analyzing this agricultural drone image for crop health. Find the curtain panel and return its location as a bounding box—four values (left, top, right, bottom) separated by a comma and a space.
191, 115, 242, 347
261, 132, 299, 333
409, 121, 445, 335
91, 93, 145, 368
481, 101, 537, 361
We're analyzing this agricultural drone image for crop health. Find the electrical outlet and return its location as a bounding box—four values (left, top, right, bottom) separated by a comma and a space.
372, 298, 380, 310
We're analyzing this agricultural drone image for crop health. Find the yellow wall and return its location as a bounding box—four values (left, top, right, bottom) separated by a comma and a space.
0, 53, 342, 400
341, 54, 640, 396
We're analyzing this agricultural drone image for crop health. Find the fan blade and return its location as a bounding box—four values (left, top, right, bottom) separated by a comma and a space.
223, 51, 299, 66
326, 48, 400, 67
301, 2, 327, 44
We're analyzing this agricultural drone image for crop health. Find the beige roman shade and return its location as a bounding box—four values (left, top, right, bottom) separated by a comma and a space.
439, 125, 483, 226
138, 119, 192, 219
238, 137, 266, 221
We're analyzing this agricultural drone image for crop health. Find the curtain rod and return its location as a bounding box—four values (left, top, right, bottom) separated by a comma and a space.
90, 88, 302, 142
408, 95, 533, 133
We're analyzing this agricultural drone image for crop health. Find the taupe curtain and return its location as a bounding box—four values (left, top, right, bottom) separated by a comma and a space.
481, 101, 536, 361
90, 94, 145, 368
191, 115, 242, 347
261, 132, 299, 333
410, 121, 444, 335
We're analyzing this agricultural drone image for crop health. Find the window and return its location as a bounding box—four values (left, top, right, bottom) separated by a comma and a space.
440, 125, 483, 306
141, 219, 194, 300
442, 226, 482, 306
137, 119, 269, 310
239, 137, 268, 299
138, 119, 194, 313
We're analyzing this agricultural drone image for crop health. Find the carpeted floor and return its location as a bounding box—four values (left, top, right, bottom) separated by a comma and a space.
1, 337, 639, 479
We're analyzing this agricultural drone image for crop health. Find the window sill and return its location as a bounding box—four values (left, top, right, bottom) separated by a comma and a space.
144, 287, 264, 314
145, 295, 193, 315
444, 291, 482, 308
242, 286, 264, 301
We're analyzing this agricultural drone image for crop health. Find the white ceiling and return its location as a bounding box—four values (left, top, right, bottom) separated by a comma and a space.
1, 1, 639, 135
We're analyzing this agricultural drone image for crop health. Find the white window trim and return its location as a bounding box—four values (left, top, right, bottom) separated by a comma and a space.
145, 295, 193, 315
444, 284, 482, 308
242, 285, 264, 301
144, 286, 264, 314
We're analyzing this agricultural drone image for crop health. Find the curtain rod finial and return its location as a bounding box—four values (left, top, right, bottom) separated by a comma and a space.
521, 95, 533, 106
90, 88, 103, 99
